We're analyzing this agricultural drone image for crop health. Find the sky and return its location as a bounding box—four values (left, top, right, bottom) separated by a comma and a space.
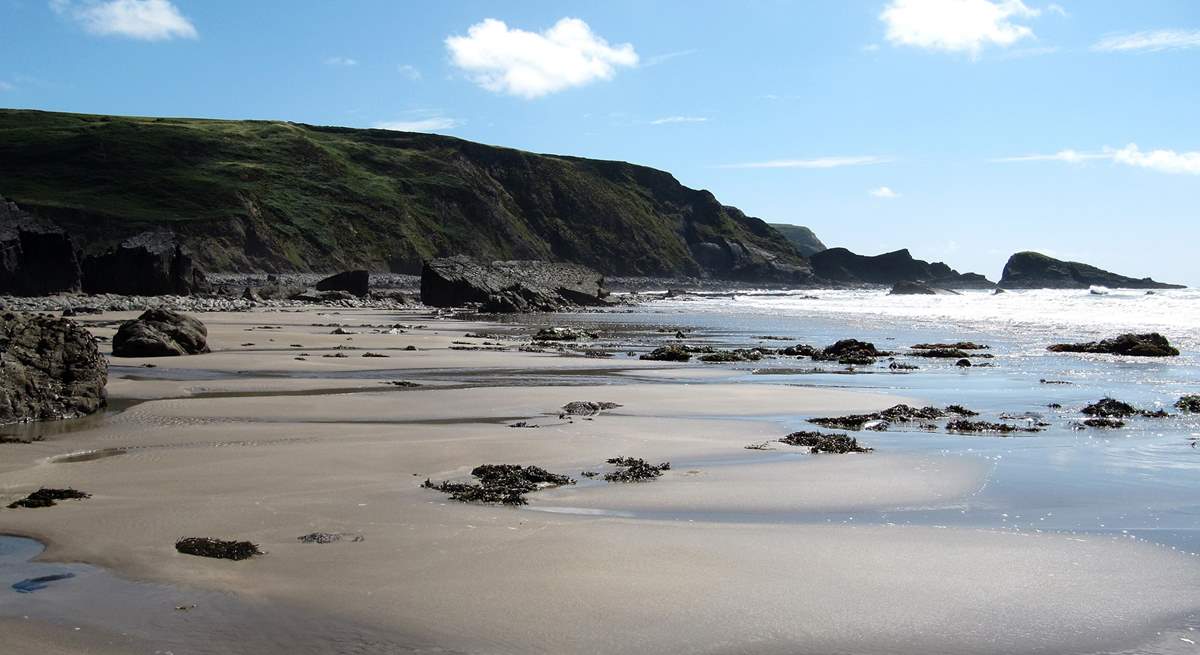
2, 0, 1198, 285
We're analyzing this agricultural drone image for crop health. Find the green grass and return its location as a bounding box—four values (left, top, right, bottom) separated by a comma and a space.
0, 108, 804, 275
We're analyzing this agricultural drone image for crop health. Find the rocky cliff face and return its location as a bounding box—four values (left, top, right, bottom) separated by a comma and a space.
0, 109, 809, 282
999, 252, 1183, 289
0, 198, 82, 296
769, 224, 826, 257
0, 312, 107, 423
810, 248, 994, 289
82, 231, 209, 296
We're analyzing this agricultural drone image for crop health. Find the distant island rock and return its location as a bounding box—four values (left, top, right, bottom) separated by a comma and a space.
769, 224, 826, 257
810, 248, 995, 289
999, 252, 1184, 290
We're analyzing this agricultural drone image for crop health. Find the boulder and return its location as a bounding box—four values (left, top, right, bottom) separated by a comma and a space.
0, 197, 83, 296
315, 270, 369, 297
889, 281, 938, 295
1048, 333, 1179, 357
112, 309, 210, 357
999, 252, 1183, 289
0, 312, 107, 423
421, 256, 609, 312
82, 231, 209, 296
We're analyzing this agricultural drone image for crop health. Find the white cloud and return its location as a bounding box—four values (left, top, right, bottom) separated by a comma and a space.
372, 117, 462, 133
1092, 30, 1200, 53
650, 116, 708, 125
55, 0, 197, 41
869, 186, 900, 198
994, 144, 1200, 174
398, 64, 422, 80
325, 56, 358, 67
641, 49, 697, 67
720, 156, 893, 169
880, 0, 1041, 56
445, 17, 637, 99
1045, 3, 1068, 17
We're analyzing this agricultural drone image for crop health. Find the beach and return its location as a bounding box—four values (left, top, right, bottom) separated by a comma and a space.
3, 304, 1200, 654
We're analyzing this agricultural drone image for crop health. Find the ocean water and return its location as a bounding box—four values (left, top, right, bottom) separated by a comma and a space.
535, 287, 1200, 552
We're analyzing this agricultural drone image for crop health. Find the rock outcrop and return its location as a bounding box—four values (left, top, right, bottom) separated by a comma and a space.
999, 252, 1183, 289
1047, 333, 1179, 357
0, 198, 83, 296
890, 281, 940, 295
768, 223, 827, 257
0, 312, 107, 423
82, 232, 209, 296
112, 308, 210, 357
810, 248, 994, 289
315, 270, 369, 297
420, 256, 609, 312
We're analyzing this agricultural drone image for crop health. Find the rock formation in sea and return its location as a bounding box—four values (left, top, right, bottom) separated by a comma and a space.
999, 252, 1183, 289
809, 248, 995, 289
0, 197, 83, 296
421, 256, 609, 312
0, 312, 107, 423
112, 308, 211, 357
82, 231, 210, 296
768, 224, 827, 257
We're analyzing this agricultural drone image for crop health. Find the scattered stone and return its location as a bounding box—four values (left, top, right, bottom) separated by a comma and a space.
778, 431, 872, 454
7, 487, 91, 509
331, 327, 356, 335
297, 532, 363, 544
946, 420, 1041, 434
700, 349, 764, 363
1, 312, 108, 423
561, 401, 622, 416
781, 344, 819, 357
175, 537, 263, 561
580, 471, 599, 478
361, 352, 389, 358
640, 344, 692, 362
112, 309, 209, 357
1175, 395, 1200, 413
508, 421, 540, 429
423, 464, 573, 505
1079, 418, 1126, 429
889, 361, 919, 370
533, 327, 597, 341
604, 457, 670, 483
1048, 403, 1063, 409
404, 345, 417, 351
1048, 333, 1179, 357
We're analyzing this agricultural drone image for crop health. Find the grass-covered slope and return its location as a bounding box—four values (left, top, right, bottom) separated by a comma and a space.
0, 109, 806, 277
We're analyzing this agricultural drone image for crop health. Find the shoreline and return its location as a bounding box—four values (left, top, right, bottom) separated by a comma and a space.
3, 306, 1200, 654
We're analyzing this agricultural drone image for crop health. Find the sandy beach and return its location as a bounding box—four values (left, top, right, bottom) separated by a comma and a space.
3, 307, 1200, 654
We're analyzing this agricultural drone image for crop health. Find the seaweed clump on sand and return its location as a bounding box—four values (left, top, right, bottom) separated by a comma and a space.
604, 457, 671, 482
1177, 395, 1200, 413
778, 431, 872, 454
809, 404, 977, 431
175, 537, 263, 560
912, 342, 990, 350
946, 420, 1041, 434
1082, 398, 1168, 418
7, 488, 91, 509
423, 464, 573, 505
560, 401, 622, 416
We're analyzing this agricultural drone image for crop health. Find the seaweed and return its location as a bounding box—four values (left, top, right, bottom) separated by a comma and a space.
7, 487, 91, 509
778, 431, 872, 454
175, 537, 263, 560
423, 464, 573, 505
604, 457, 671, 482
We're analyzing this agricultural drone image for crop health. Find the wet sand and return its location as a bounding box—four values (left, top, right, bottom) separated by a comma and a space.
3, 308, 1200, 654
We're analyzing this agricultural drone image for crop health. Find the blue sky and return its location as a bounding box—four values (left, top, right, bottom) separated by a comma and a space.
2, 0, 1198, 284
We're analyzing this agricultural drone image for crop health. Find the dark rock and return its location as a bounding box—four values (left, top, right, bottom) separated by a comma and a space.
1176, 395, 1200, 413
815, 339, 887, 365
640, 344, 692, 362
315, 270, 369, 297
1080, 418, 1126, 429
423, 464, 573, 505
604, 457, 670, 482
1082, 398, 1137, 418
768, 223, 827, 257
533, 327, 597, 341
946, 420, 1041, 434
82, 231, 209, 296
561, 401, 622, 416
700, 349, 764, 363
1, 313, 107, 424
956, 358, 972, 367
889, 281, 939, 295
889, 361, 919, 370
7, 487, 91, 509
0, 197, 83, 296
290, 289, 355, 302
175, 537, 263, 560
913, 342, 989, 350
782, 344, 819, 357
421, 256, 608, 313
999, 251, 1183, 289
112, 309, 210, 357
810, 247, 994, 289
910, 348, 985, 358
778, 430, 872, 454
810, 404, 975, 431
1048, 333, 1179, 357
